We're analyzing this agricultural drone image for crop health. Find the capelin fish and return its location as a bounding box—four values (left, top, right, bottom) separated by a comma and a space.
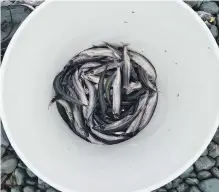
79, 62, 102, 73
84, 79, 97, 120
112, 67, 121, 119
137, 67, 157, 92
84, 74, 100, 84
126, 91, 150, 134
139, 92, 158, 131
130, 64, 138, 81
73, 70, 89, 106
72, 103, 88, 138
125, 81, 142, 94
87, 134, 104, 145
79, 48, 116, 58
88, 61, 122, 75
125, 89, 146, 101
53, 71, 85, 106
98, 67, 107, 118
55, 100, 73, 124
130, 51, 157, 81
105, 71, 117, 104
72, 55, 106, 65
123, 46, 131, 88
56, 102, 72, 127
91, 128, 128, 142
103, 42, 122, 60
94, 112, 140, 133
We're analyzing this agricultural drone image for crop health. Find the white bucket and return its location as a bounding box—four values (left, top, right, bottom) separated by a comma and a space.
1, 1, 219, 192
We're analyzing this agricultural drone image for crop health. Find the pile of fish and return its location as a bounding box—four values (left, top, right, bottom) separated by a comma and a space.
50, 42, 158, 145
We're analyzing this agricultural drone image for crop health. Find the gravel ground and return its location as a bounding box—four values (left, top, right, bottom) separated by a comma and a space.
1, 1, 219, 192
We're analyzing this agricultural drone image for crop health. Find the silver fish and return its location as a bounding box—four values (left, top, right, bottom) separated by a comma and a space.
79, 48, 115, 58
103, 42, 122, 60
91, 129, 126, 141
84, 74, 100, 84
130, 51, 157, 81
89, 61, 122, 75
123, 46, 131, 88
72, 104, 88, 138
73, 70, 89, 106
126, 91, 149, 133
139, 92, 158, 131
56, 99, 73, 122
99, 113, 139, 132
87, 134, 104, 145
84, 79, 96, 120
112, 67, 121, 118
79, 62, 102, 73
125, 81, 142, 94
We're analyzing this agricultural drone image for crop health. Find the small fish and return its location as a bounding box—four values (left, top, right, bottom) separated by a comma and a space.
126, 91, 149, 134
105, 71, 117, 104
89, 61, 122, 75
137, 66, 157, 91
72, 55, 106, 64
84, 74, 100, 84
73, 70, 89, 106
98, 67, 107, 117
79, 62, 102, 73
130, 64, 138, 81
79, 48, 116, 58
112, 67, 122, 119
91, 128, 127, 141
53, 71, 85, 106
130, 51, 157, 81
95, 112, 140, 133
125, 81, 142, 94
55, 99, 73, 122
103, 42, 122, 60
125, 89, 146, 101
84, 79, 97, 120
87, 134, 104, 145
139, 92, 158, 131
72, 103, 88, 138
56, 101, 72, 127
123, 46, 131, 88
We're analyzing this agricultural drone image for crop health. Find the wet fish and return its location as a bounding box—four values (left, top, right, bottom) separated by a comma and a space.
139, 92, 158, 131
105, 71, 116, 104
79, 48, 116, 58
72, 55, 106, 64
72, 103, 88, 138
87, 134, 104, 145
123, 46, 131, 88
84, 74, 100, 84
89, 61, 122, 75
98, 67, 107, 117
53, 71, 85, 106
137, 67, 157, 92
91, 128, 127, 141
79, 62, 102, 73
95, 112, 140, 133
55, 99, 73, 123
125, 81, 142, 94
126, 91, 149, 134
130, 51, 157, 81
112, 67, 121, 119
103, 42, 122, 60
84, 79, 96, 120
73, 70, 89, 106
